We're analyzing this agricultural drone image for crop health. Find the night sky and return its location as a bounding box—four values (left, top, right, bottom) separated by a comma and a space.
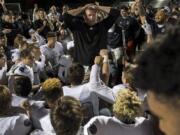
5, 0, 118, 11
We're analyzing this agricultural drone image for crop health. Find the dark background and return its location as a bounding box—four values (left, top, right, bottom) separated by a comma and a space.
4, 0, 173, 12
4, 0, 133, 11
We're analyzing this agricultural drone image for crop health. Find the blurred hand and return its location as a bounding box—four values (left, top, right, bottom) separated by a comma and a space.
135, 0, 142, 3
32, 35, 37, 42
94, 56, 103, 65
2, 29, 12, 34
99, 49, 108, 57
95, 1, 100, 6
0, 0, 5, 5
84, 3, 97, 10
43, 20, 47, 26
34, 4, 38, 10
21, 100, 30, 111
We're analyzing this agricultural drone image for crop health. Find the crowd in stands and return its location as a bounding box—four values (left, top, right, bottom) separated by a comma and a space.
0, 0, 180, 135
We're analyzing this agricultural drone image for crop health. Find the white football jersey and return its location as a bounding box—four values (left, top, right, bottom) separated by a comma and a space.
84, 116, 154, 135
40, 114, 54, 132
29, 101, 49, 129
0, 114, 32, 135
40, 42, 64, 66
63, 85, 99, 115
88, 64, 115, 104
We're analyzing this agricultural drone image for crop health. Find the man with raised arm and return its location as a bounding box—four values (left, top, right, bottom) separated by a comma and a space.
63, 4, 119, 66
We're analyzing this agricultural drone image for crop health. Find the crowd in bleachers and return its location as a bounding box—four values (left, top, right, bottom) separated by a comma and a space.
0, 0, 180, 135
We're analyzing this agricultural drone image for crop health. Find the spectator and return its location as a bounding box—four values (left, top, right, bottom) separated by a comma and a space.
0, 0, 7, 15
33, 8, 51, 38
0, 12, 20, 47
47, 5, 60, 20
27, 29, 46, 47
115, 5, 142, 61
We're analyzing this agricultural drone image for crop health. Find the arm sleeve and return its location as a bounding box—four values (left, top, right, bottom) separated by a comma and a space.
40, 46, 46, 56
63, 13, 82, 31
84, 116, 99, 135
89, 64, 115, 104
84, 116, 107, 135
89, 64, 101, 84
36, 54, 46, 71
15, 114, 32, 135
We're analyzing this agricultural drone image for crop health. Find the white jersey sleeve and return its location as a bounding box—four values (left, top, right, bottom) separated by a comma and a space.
84, 116, 155, 135
30, 129, 55, 135
88, 64, 115, 104
0, 114, 32, 135
40, 114, 54, 132
35, 54, 46, 71
29, 101, 50, 129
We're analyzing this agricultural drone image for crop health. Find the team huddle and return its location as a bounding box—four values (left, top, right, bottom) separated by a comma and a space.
0, 0, 180, 135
